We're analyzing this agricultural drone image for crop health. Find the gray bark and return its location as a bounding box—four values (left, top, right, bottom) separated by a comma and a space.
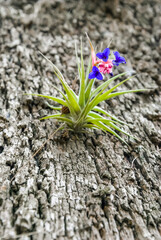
0, 0, 161, 239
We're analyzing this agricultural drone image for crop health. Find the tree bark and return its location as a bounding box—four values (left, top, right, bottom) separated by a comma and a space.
0, 0, 161, 239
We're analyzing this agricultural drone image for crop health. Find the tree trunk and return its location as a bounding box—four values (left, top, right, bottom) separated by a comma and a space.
0, 0, 161, 239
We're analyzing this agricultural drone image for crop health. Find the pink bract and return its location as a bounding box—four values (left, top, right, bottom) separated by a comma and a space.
99, 60, 113, 75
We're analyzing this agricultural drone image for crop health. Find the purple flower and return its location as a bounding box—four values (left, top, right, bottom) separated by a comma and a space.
96, 48, 110, 62
88, 66, 103, 80
112, 51, 126, 66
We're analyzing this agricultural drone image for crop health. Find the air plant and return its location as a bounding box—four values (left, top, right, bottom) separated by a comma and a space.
29, 35, 146, 144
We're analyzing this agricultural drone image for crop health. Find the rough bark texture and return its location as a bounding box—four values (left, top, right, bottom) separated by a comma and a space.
0, 0, 161, 239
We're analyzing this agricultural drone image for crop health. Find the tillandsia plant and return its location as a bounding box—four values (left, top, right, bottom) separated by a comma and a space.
29, 34, 146, 144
